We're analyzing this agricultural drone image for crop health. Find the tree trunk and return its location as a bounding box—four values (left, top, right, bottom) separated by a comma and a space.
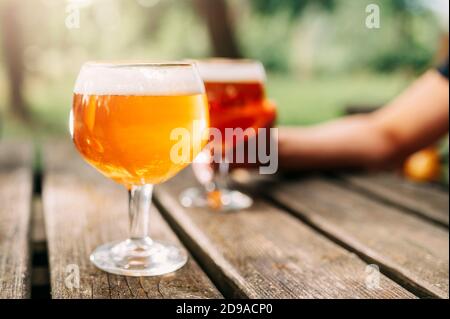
193, 0, 241, 58
1, 0, 30, 122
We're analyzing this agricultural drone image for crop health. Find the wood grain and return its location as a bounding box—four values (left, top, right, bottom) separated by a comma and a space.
246, 176, 449, 298
41, 141, 221, 299
154, 168, 415, 299
0, 140, 33, 298
341, 173, 449, 227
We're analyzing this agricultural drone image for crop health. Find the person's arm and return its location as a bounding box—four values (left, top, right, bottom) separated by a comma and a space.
278, 69, 449, 171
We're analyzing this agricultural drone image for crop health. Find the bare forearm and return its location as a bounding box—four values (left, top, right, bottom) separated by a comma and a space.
278, 70, 449, 171
371, 70, 449, 155
278, 115, 394, 170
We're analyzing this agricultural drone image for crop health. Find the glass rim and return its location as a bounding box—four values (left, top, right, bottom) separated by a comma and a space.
189, 58, 266, 83
189, 58, 263, 66
83, 61, 196, 68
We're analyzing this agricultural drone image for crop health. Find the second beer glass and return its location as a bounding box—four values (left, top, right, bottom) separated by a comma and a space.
180, 59, 276, 211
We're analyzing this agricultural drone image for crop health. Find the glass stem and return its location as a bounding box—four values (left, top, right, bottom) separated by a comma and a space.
217, 159, 230, 189
128, 184, 153, 242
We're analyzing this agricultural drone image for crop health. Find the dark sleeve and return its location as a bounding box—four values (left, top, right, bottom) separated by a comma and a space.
437, 56, 449, 80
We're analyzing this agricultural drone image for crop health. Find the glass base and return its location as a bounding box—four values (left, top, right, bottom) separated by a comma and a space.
180, 187, 253, 211
90, 237, 187, 277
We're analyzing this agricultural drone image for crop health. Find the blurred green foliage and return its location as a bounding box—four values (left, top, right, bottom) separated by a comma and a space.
249, 0, 335, 18
239, 0, 442, 73
0, 0, 446, 137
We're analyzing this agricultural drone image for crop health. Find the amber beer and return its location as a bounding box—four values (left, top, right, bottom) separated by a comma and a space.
197, 59, 276, 151
71, 62, 210, 277
72, 63, 209, 187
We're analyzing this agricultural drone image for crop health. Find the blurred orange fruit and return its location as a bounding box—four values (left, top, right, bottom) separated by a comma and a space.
403, 147, 441, 182
207, 190, 223, 210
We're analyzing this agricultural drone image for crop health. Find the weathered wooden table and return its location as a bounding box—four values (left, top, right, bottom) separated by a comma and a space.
0, 140, 448, 299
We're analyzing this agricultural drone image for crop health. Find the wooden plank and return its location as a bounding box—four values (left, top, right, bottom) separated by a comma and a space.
42, 141, 221, 299
340, 173, 449, 227
244, 176, 449, 298
154, 168, 415, 298
0, 140, 33, 299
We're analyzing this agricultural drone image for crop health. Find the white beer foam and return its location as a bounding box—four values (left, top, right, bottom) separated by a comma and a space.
196, 59, 266, 83
74, 62, 205, 96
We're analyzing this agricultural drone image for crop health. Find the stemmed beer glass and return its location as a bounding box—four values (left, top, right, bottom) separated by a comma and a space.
180, 59, 277, 211
71, 62, 209, 276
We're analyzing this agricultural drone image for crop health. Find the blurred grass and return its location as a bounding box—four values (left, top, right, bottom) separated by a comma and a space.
267, 72, 411, 126
1, 72, 412, 138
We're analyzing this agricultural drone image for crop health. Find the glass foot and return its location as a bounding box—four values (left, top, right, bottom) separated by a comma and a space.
180, 187, 253, 211
90, 237, 187, 277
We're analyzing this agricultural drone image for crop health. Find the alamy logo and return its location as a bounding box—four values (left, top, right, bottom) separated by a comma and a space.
170, 122, 278, 175
65, 1, 81, 29
365, 4, 381, 29
65, 264, 80, 289
365, 264, 381, 290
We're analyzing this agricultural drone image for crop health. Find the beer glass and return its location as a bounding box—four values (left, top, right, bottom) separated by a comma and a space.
180, 59, 276, 211
71, 62, 209, 276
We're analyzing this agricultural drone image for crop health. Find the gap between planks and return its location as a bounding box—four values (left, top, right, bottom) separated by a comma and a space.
154, 168, 416, 299
337, 173, 449, 228
40, 140, 222, 299
232, 174, 448, 299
